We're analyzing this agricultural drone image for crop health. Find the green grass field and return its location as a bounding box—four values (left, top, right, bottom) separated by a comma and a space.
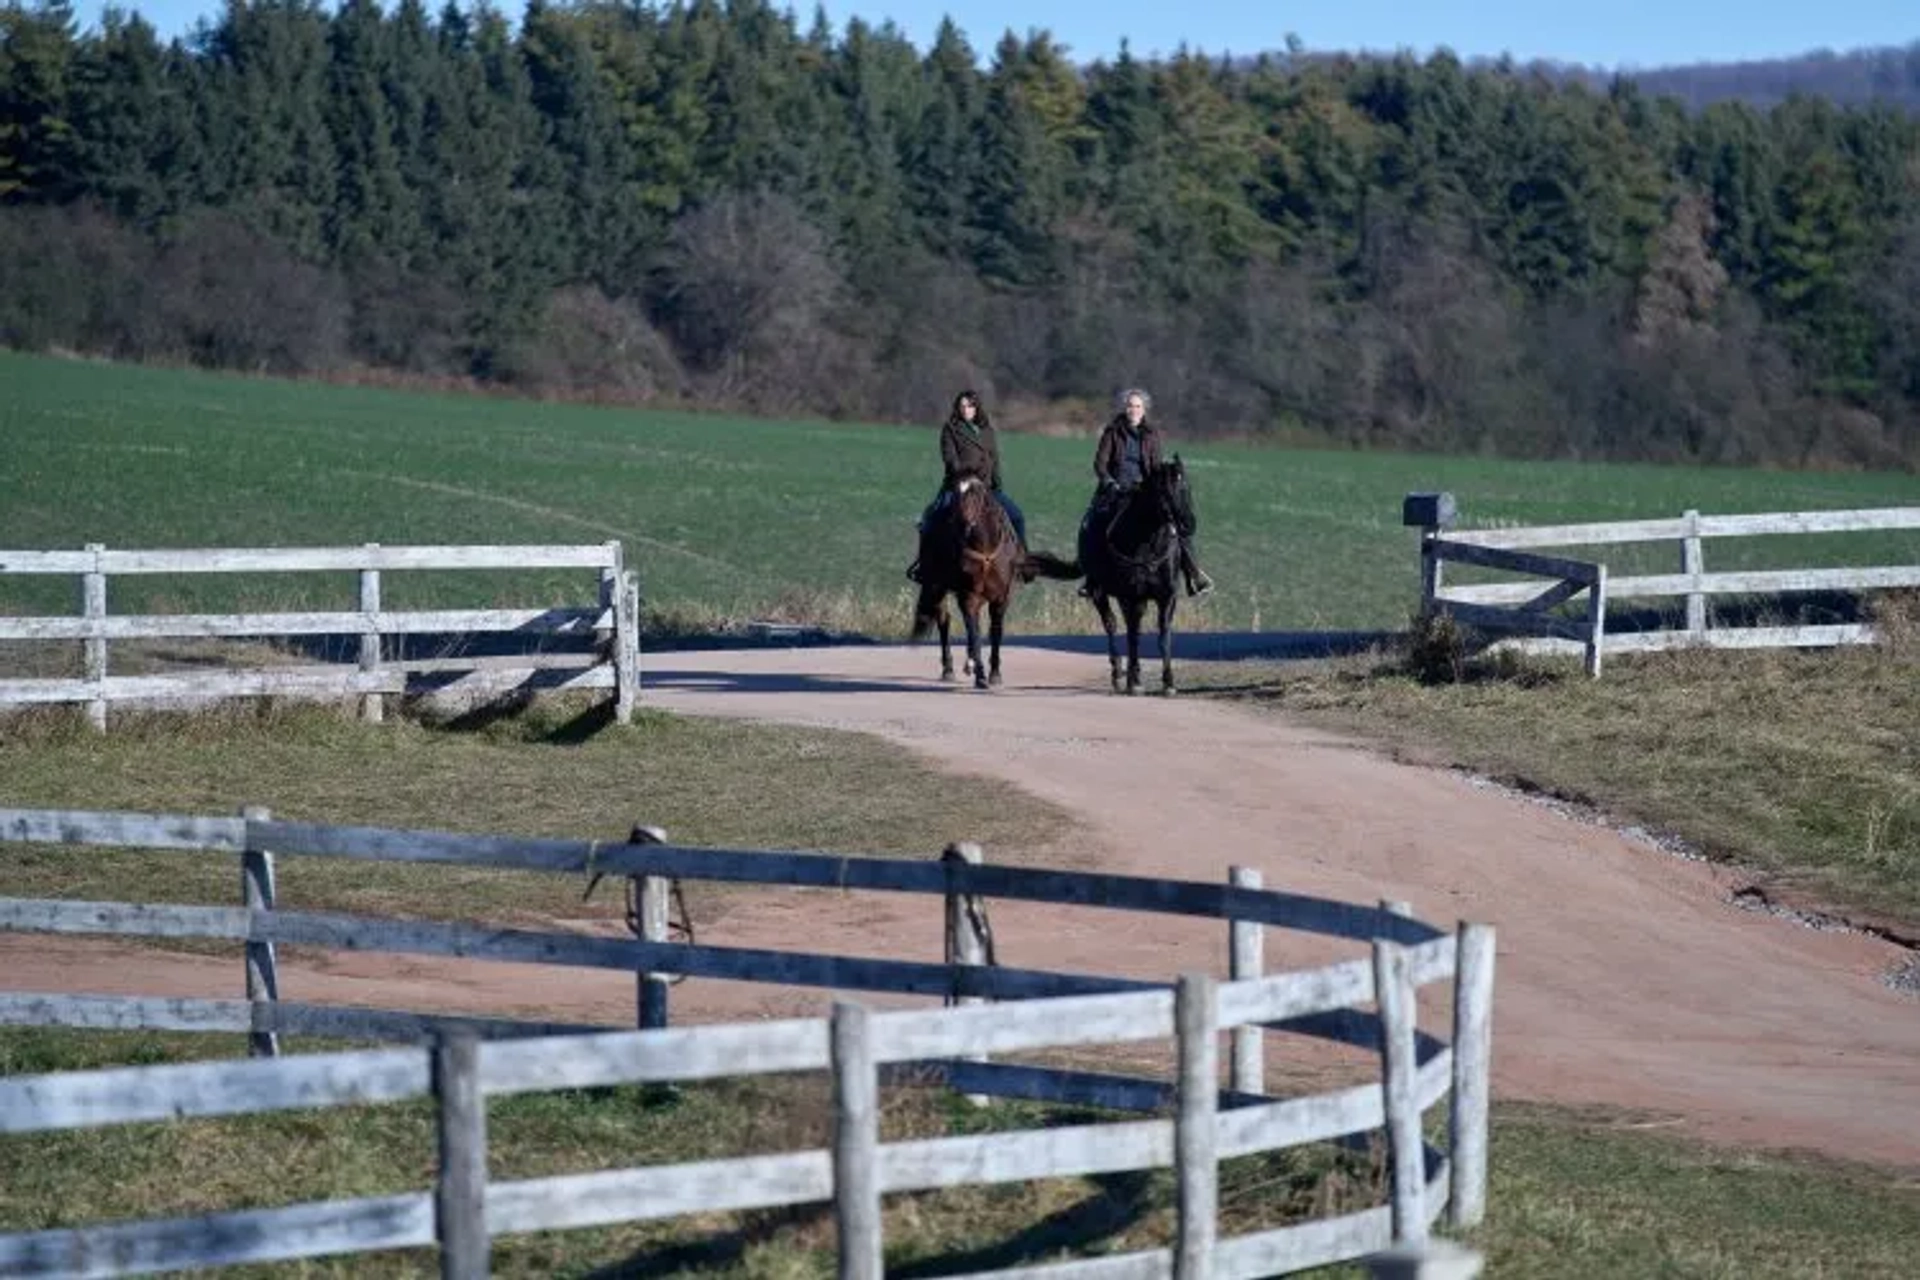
4, 349, 1916, 636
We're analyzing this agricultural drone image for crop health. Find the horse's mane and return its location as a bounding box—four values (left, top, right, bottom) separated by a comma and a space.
947, 471, 1007, 541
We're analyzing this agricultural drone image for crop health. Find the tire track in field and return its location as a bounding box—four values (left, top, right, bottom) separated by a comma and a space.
335, 469, 754, 579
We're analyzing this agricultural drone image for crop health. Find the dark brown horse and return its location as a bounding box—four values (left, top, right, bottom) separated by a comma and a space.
910, 472, 1076, 689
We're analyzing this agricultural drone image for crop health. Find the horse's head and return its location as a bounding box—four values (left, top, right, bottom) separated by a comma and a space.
1145, 455, 1196, 538
945, 469, 994, 524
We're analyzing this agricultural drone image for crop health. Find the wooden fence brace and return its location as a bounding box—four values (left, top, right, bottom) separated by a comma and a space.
831, 1000, 882, 1280
359, 544, 384, 724
83, 542, 107, 731
943, 841, 992, 1106
628, 825, 671, 1032
241, 805, 280, 1058
433, 1033, 489, 1279
1174, 972, 1219, 1280
1229, 867, 1264, 1096
1448, 922, 1496, 1230
1373, 939, 1426, 1246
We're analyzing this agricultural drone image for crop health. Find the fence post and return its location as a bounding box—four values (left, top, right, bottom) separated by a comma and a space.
433, 1033, 489, 1280
1448, 922, 1496, 1230
627, 825, 671, 1031
943, 841, 990, 1105
1374, 939, 1427, 1246
1419, 532, 1443, 621
1229, 866, 1263, 1096
1584, 565, 1608, 679
1174, 971, 1218, 1280
1402, 493, 1456, 621
240, 805, 280, 1058
359, 544, 384, 724
82, 543, 107, 732
831, 1000, 882, 1280
603, 542, 640, 724
624, 569, 643, 706
1680, 509, 1706, 639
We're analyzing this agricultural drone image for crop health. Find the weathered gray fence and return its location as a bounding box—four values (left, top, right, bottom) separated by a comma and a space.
1406, 492, 1920, 675
0, 542, 642, 727
0, 807, 1497, 1277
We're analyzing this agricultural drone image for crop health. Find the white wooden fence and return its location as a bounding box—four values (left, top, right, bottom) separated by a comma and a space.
1405, 493, 1920, 675
0, 543, 643, 727
0, 807, 1497, 1278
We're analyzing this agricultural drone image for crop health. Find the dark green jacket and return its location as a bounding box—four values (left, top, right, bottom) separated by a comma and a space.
940, 414, 1002, 490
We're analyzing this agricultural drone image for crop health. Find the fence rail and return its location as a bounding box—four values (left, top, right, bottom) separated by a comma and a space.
0, 542, 642, 728
1405, 493, 1920, 671
0, 806, 1497, 1277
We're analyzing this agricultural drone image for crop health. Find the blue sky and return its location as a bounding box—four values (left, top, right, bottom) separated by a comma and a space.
72, 0, 1918, 69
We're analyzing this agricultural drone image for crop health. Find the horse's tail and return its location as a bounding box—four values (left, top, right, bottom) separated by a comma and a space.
1019, 549, 1081, 582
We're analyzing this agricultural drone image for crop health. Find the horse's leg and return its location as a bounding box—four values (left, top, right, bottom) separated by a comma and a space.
962, 597, 988, 690
1092, 591, 1123, 693
1121, 597, 1145, 696
1157, 592, 1178, 696
937, 598, 955, 682
987, 596, 1006, 688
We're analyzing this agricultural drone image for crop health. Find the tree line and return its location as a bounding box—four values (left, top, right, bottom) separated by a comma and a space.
3, 0, 1919, 469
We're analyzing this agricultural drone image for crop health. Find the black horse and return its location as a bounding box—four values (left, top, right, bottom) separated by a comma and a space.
1077, 456, 1198, 696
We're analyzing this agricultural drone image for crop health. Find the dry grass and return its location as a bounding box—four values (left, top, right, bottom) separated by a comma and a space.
0, 697, 1074, 931
1191, 606, 1920, 930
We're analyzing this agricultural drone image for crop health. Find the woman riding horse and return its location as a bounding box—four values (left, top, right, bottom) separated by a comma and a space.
1079, 388, 1213, 598
908, 390, 1027, 584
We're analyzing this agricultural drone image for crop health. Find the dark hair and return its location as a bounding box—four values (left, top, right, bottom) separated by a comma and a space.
950, 389, 990, 427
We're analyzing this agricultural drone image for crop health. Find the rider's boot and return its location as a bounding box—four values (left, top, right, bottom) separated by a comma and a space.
1179, 538, 1214, 598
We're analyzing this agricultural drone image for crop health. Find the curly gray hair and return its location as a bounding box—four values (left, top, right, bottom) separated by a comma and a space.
1115, 387, 1152, 414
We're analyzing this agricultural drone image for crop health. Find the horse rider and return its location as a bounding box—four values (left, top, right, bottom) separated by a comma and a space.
1079, 387, 1214, 598
908, 390, 1028, 583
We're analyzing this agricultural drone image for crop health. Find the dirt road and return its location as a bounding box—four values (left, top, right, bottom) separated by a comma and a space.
6, 643, 1917, 1169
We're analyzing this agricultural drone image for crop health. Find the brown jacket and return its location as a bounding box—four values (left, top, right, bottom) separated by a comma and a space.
1092, 415, 1163, 488
941, 415, 1002, 490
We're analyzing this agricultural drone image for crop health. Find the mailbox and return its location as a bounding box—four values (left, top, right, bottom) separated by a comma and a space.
1402, 491, 1457, 529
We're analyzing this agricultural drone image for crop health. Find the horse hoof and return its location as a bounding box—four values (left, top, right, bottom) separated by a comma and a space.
1126, 682, 1142, 697
988, 671, 1003, 688
1161, 684, 1178, 698
940, 669, 956, 683
974, 676, 989, 691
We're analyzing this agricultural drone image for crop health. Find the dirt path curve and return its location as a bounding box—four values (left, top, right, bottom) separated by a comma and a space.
7, 643, 1918, 1170
642, 644, 1920, 1170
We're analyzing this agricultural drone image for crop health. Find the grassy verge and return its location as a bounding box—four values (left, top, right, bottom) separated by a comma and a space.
3, 1029, 1916, 1277
0, 698, 1073, 928
1190, 613, 1920, 933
